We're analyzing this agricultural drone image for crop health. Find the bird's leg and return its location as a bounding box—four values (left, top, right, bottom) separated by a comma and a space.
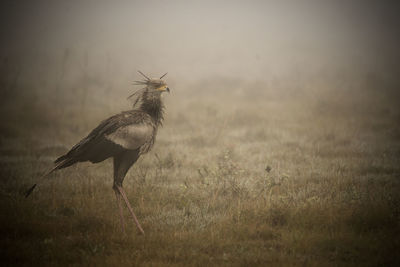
113, 186, 126, 235
115, 185, 145, 235
113, 151, 144, 235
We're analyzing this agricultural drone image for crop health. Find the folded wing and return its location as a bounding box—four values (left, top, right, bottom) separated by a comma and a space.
54, 111, 154, 169
105, 123, 153, 150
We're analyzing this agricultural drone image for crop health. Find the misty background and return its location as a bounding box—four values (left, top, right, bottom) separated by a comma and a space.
1, 0, 399, 98
1, 2, 400, 265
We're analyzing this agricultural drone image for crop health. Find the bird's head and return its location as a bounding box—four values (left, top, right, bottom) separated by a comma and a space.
145, 79, 170, 93
132, 70, 170, 93
128, 71, 170, 107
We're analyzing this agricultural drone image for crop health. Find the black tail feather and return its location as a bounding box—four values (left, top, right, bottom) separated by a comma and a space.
24, 165, 59, 198
54, 154, 67, 164
25, 184, 37, 198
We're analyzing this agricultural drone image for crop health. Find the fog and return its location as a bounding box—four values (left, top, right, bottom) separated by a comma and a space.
2, 0, 399, 89
1, 2, 400, 264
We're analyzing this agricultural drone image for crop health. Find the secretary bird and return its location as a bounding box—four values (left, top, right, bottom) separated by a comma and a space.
26, 71, 170, 235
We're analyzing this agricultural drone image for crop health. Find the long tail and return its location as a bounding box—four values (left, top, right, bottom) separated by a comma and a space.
25, 165, 59, 198
25, 149, 81, 198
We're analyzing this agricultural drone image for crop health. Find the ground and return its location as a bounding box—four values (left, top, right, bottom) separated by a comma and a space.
0, 74, 399, 266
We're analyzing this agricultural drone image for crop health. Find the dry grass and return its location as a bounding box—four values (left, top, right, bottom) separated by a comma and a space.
0, 73, 399, 266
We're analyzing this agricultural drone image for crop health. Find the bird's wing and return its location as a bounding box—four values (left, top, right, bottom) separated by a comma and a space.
105, 123, 153, 150
55, 111, 152, 164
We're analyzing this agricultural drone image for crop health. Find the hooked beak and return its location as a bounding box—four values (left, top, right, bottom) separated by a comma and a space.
166, 87, 170, 93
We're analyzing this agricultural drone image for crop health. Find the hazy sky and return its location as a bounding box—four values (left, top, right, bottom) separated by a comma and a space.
1, 0, 399, 82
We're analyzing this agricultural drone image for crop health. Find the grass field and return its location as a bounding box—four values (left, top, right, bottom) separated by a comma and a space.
0, 73, 399, 266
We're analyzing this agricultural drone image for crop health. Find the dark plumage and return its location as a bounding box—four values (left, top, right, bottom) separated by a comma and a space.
26, 72, 170, 235
54, 110, 156, 168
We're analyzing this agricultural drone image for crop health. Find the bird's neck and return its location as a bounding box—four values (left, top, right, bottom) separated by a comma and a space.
140, 94, 164, 125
